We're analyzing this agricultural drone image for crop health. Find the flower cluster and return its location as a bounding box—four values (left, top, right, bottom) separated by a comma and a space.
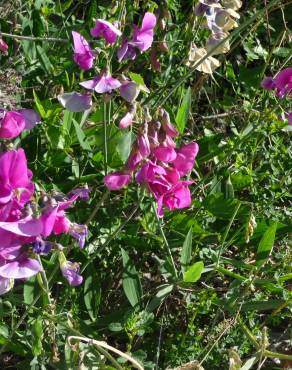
57, 12, 199, 216
261, 67, 292, 125
188, 0, 242, 74
104, 109, 199, 217
0, 107, 88, 294
58, 13, 156, 112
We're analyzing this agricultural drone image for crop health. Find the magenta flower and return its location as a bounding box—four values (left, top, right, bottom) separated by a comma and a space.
104, 172, 131, 190
0, 111, 25, 139
0, 149, 34, 216
58, 92, 92, 112
274, 67, 292, 98
153, 146, 177, 162
0, 38, 8, 54
80, 73, 121, 94
157, 181, 193, 217
91, 19, 121, 44
72, 31, 95, 70
126, 150, 143, 171
173, 142, 199, 176
61, 261, 83, 286
137, 134, 151, 158
132, 12, 156, 52
117, 12, 156, 61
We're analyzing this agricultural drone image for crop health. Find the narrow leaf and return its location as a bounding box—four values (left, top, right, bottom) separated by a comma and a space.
183, 261, 204, 283
175, 87, 192, 134
180, 228, 193, 273
121, 248, 142, 308
72, 119, 92, 151
256, 222, 277, 268
146, 284, 174, 312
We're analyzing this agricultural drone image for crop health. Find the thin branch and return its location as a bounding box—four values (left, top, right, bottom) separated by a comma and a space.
0, 32, 69, 43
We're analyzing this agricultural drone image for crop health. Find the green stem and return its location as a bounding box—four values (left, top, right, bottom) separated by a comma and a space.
0, 32, 68, 43
216, 202, 241, 267
103, 102, 108, 176
152, 202, 178, 279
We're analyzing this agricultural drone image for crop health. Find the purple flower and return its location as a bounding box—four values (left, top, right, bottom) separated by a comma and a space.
261, 76, 275, 90
91, 19, 122, 44
120, 81, 140, 103
117, 12, 156, 62
58, 92, 92, 112
61, 261, 83, 286
80, 73, 121, 94
17, 109, 41, 130
32, 239, 52, 255
72, 31, 95, 70
117, 38, 137, 62
0, 258, 42, 279
288, 112, 292, 125
119, 112, 134, 129
69, 223, 88, 248
0, 38, 8, 54
274, 67, 292, 98
0, 277, 14, 295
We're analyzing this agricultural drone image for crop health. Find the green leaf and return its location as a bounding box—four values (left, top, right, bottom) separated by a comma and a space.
116, 131, 134, 163
62, 110, 73, 132
256, 222, 277, 268
121, 248, 142, 308
23, 276, 37, 305
33, 90, 46, 119
84, 274, 101, 321
72, 119, 92, 151
146, 284, 174, 312
203, 193, 249, 219
241, 299, 286, 312
129, 72, 150, 93
180, 228, 193, 273
225, 176, 234, 199
32, 318, 43, 356
175, 87, 191, 134
183, 261, 204, 283
240, 357, 257, 370
36, 45, 54, 74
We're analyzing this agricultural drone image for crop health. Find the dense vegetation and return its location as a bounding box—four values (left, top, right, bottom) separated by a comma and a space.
0, 1, 291, 369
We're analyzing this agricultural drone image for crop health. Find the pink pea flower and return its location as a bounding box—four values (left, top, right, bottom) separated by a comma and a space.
161, 110, 179, 138
274, 67, 292, 98
157, 181, 193, 217
132, 12, 157, 52
72, 31, 95, 70
153, 145, 177, 162
91, 19, 121, 44
119, 112, 134, 129
80, 73, 121, 94
126, 150, 143, 171
136, 162, 167, 184
173, 142, 199, 176
0, 111, 25, 139
104, 171, 131, 190
137, 134, 151, 158
61, 261, 83, 286
0, 38, 8, 54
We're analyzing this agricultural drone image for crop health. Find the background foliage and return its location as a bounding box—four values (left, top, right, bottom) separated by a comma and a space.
0, 0, 291, 369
